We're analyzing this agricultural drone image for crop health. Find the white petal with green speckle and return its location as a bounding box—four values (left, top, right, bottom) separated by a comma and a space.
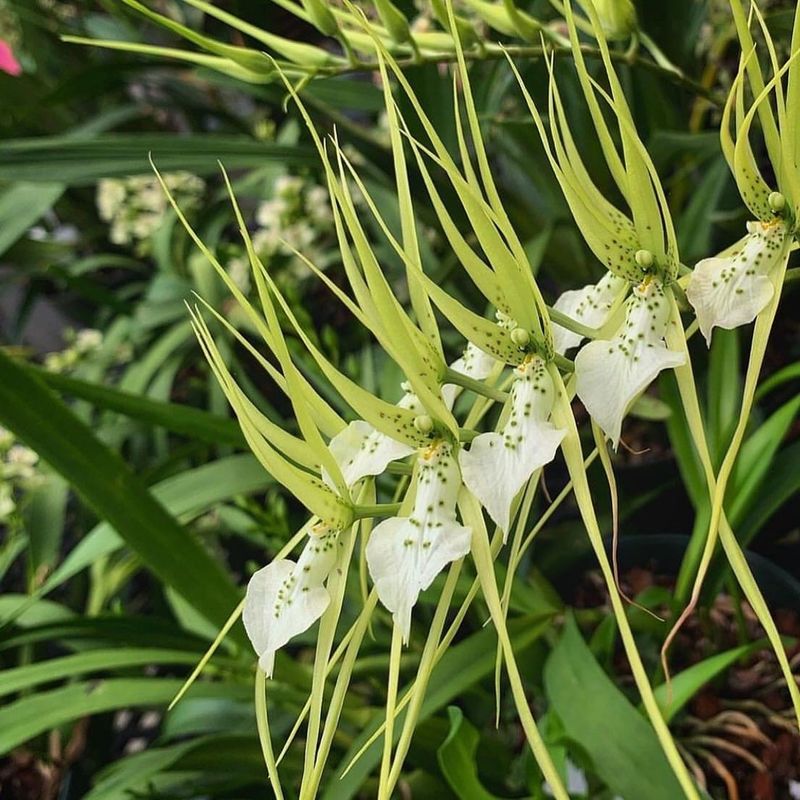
459, 356, 565, 537
575, 280, 685, 447
366, 441, 471, 642
686, 220, 787, 346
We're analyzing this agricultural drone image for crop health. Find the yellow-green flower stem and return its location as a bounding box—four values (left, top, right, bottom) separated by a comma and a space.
352, 502, 403, 521
509, 447, 601, 576
462, 492, 570, 800
378, 623, 404, 800
444, 366, 509, 402
344, 442, 602, 777
278, 592, 379, 767
548, 364, 702, 800
300, 527, 356, 799
255, 668, 285, 800
305, 592, 380, 794
386, 563, 464, 793
283, 41, 720, 105
663, 293, 800, 729
495, 478, 540, 724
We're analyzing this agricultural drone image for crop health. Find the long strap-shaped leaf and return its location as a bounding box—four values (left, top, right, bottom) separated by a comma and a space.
0, 350, 242, 635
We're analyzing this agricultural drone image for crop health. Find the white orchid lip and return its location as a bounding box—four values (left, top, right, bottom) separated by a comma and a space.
366, 439, 471, 642
459, 355, 565, 536
575, 278, 685, 447
243, 528, 342, 676
326, 389, 419, 488
551, 272, 628, 355
686, 218, 788, 345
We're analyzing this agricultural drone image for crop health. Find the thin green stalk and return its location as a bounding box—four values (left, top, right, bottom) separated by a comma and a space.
305, 592, 379, 794
378, 624, 404, 799
548, 364, 701, 800
255, 668, 285, 800
353, 502, 403, 520
386, 562, 464, 792
444, 366, 509, 402
463, 493, 570, 800
663, 294, 800, 728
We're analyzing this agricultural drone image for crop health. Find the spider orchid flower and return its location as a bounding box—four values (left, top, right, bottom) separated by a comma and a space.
687, 216, 790, 345
328, 339, 497, 489
685, 7, 798, 346
459, 356, 565, 536
366, 439, 471, 642
575, 279, 684, 447
243, 523, 343, 676
551, 271, 629, 355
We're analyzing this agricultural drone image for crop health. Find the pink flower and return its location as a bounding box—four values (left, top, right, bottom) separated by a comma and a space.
0, 41, 22, 77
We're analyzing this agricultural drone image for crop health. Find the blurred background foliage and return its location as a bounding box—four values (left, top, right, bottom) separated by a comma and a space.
0, 0, 799, 798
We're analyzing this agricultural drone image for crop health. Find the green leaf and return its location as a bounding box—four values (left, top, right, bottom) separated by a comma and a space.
27, 363, 245, 447
544, 616, 685, 800
0, 678, 249, 755
0, 648, 209, 697
0, 182, 64, 257
0, 135, 316, 184
323, 615, 550, 800
653, 642, 763, 723
0, 350, 241, 633
437, 707, 508, 800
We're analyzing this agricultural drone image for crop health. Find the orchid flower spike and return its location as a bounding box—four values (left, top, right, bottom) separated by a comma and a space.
366, 439, 471, 642
686, 4, 798, 344
243, 523, 344, 676
459, 356, 566, 537
575, 279, 685, 447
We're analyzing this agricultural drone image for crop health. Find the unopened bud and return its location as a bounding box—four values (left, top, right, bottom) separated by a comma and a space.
595, 0, 637, 40
768, 191, 786, 213
414, 415, 434, 435
511, 327, 531, 348
635, 249, 654, 269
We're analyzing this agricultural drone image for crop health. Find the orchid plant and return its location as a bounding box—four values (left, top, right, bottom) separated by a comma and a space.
118, 0, 800, 797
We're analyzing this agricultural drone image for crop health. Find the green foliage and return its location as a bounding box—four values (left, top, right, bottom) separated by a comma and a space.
1, 1, 799, 799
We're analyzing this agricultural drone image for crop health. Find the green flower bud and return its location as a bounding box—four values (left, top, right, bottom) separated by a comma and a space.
414, 414, 435, 435
511, 327, 531, 348
594, 0, 636, 40
768, 191, 786, 213
635, 249, 654, 269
